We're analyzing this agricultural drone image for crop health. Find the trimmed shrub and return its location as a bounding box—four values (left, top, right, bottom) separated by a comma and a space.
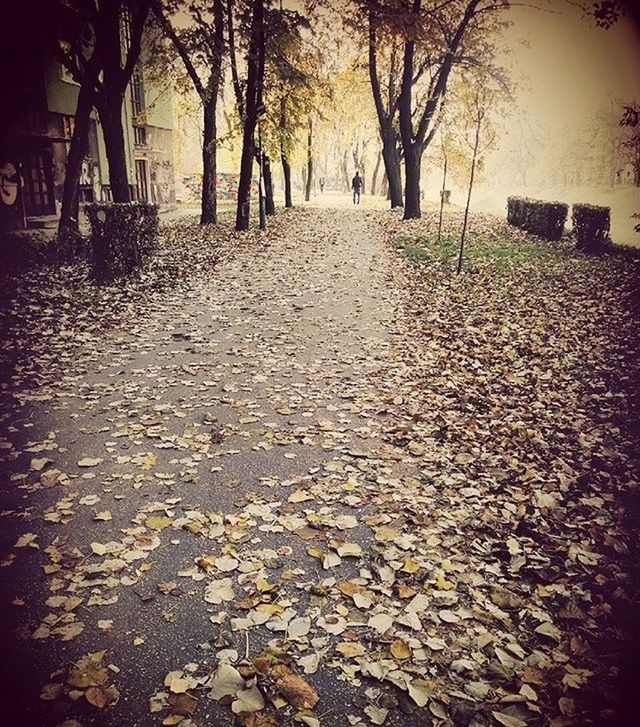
525, 200, 568, 241
507, 197, 568, 241
572, 203, 610, 253
507, 196, 528, 227
86, 202, 159, 281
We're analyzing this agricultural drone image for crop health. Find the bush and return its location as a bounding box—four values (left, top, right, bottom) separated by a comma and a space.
507, 196, 528, 227
572, 203, 610, 252
85, 202, 159, 281
507, 197, 568, 241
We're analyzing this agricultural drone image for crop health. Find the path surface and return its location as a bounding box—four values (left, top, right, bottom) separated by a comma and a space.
2, 206, 638, 727
0, 209, 431, 726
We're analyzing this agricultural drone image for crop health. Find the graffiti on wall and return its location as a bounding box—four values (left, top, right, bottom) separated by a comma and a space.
79, 158, 102, 201
0, 162, 20, 206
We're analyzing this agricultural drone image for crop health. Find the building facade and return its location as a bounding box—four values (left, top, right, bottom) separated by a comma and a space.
0, 31, 175, 231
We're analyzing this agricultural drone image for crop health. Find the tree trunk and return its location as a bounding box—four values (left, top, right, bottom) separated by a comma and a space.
457, 119, 480, 274
281, 153, 292, 207
371, 151, 381, 195
403, 145, 421, 220
236, 127, 255, 230
201, 100, 217, 224
381, 131, 403, 208
97, 92, 131, 202
381, 170, 389, 199
235, 0, 265, 231
263, 153, 275, 215
201, 0, 224, 224
341, 151, 349, 192
279, 96, 292, 207
437, 153, 447, 243
58, 81, 95, 237
305, 116, 313, 202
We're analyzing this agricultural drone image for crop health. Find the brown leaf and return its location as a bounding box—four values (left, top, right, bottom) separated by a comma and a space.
241, 712, 279, 727
67, 665, 108, 689
85, 684, 120, 708
276, 674, 320, 709
168, 691, 198, 716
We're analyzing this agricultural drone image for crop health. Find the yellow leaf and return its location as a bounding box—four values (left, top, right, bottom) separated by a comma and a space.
289, 489, 313, 503
162, 715, 185, 726
256, 578, 275, 593
402, 558, 420, 574
390, 639, 411, 660
335, 642, 366, 658
146, 515, 173, 531
374, 525, 401, 542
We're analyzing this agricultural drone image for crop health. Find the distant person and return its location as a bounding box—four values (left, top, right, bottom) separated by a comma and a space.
320, 177, 325, 193
351, 171, 362, 204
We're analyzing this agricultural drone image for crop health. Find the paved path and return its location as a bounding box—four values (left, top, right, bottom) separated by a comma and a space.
1, 209, 434, 726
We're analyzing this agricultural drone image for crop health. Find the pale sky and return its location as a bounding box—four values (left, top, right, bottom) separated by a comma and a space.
501, 1, 640, 131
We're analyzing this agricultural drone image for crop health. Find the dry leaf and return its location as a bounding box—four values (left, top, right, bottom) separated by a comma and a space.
276, 674, 320, 709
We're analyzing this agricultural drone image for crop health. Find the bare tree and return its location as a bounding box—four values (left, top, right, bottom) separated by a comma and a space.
152, 0, 225, 224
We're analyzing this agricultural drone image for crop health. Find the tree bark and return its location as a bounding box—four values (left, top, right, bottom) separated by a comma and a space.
236, 128, 255, 230
371, 151, 381, 195
305, 116, 313, 202
97, 92, 131, 202
381, 130, 402, 207
58, 80, 96, 237
235, 0, 265, 231
279, 97, 292, 207
403, 145, 421, 220
281, 153, 292, 207
381, 170, 389, 199
263, 153, 275, 215
201, 99, 217, 223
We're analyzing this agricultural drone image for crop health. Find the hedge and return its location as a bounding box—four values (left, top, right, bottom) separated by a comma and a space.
85, 202, 159, 281
507, 196, 568, 241
572, 203, 610, 253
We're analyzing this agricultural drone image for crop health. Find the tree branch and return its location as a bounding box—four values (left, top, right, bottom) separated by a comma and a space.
151, 0, 206, 98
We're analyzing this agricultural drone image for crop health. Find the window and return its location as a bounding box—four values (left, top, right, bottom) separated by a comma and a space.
134, 125, 147, 147
22, 149, 55, 216
131, 67, 145, 117
135, 159, 149, 202
63, 116, 75, 139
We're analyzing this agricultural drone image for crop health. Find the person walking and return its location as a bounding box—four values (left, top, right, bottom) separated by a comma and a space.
319, 177, 325, 193
351, 171, 362, 204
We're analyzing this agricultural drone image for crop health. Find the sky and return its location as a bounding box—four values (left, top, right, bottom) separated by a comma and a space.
499, 1, 640, 132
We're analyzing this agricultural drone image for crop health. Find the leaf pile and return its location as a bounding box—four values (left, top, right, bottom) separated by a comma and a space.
1, 206, 639, 726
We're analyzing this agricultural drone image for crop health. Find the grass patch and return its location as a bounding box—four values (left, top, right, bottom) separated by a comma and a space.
395, 232, 566, 271
394, 237, 432, 262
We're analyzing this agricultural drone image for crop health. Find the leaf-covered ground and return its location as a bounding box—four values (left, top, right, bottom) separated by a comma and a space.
0, 207, 638, 727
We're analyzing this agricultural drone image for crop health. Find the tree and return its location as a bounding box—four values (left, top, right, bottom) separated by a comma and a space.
367, 0, 404, 207
228, 0, 266, 231
305, 116, 314, 201
456, 82, 497, 273
262, 4, 316, 209
364, 0, 509, 219
55, 0, 151, 232
53, 0, 103, 240
151, 0, 225, 225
